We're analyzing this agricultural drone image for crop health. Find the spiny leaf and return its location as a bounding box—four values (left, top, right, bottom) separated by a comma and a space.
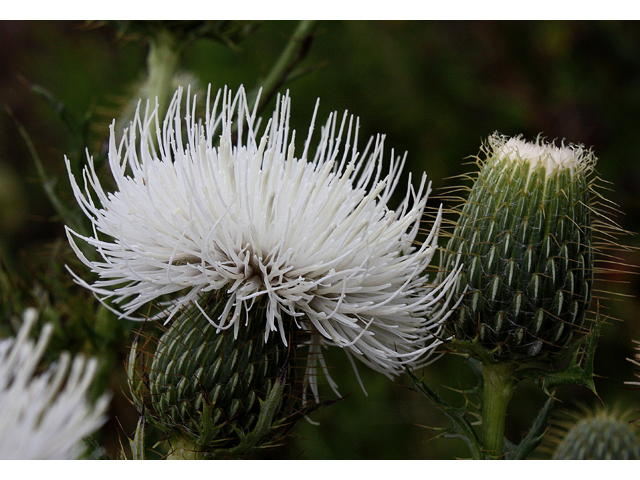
514, 314, 601, 396
407, 369, 486, 459
5, 105, 87, 236
508, 395, 555, 459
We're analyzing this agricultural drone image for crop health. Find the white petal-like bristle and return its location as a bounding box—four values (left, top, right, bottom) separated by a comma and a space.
489, 132, 596, 178
0, 309, 109, 459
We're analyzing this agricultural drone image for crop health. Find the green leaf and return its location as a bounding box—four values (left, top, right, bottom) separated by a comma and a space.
507, 395, 555, 459
407, 369, 486, 460
514, 314, 601, 395
6, 106, 87, 236
27, 82, 97, 178
129, 412, 147, 460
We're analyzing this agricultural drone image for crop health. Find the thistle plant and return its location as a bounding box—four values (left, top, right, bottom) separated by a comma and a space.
411, 133, 625, 459
66, 84, 459, 457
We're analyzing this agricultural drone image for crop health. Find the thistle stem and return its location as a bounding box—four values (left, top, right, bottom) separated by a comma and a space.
249, 20, 318, 113
167, 437, 207, 460
146, 29, 181, 120
482, 362, 516, 458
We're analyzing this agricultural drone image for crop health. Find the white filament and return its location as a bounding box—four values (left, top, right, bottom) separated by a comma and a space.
0, 308, 110, 459
66, 85, 459, 391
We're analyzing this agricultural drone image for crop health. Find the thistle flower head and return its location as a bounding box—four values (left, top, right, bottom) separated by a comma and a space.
0, 308, 110, 459
67, 85, 457, 391
441, 133, 600, 362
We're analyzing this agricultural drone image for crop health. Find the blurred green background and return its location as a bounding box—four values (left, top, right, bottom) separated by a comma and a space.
1, 20, 640, 459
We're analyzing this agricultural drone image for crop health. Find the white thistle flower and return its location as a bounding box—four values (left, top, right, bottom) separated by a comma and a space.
0, 308, 110, 459
66, 85, 458, 384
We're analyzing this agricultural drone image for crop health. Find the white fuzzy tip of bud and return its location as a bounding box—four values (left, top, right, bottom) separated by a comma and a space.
489, 133, 596, 178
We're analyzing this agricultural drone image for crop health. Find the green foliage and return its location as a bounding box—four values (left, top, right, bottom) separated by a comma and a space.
408, 361, 555, 459
111, 21, 263, 51
408, 367, 486, 459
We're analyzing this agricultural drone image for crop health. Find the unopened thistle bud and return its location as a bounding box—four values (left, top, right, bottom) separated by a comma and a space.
548, 406, 640, 460
441, 133, 597, 362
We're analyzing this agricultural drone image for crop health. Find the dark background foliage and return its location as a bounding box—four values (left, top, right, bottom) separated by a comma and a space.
1, 20, 639, 459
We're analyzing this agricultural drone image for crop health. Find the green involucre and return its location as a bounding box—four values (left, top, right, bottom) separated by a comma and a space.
134, 292, 304, 453
552, 414, 640, 460
441, 145, 594, 362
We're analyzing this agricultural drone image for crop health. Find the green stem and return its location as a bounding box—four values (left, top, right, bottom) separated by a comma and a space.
482, 362, 516, 458
146, 29, 181, 119
249, 20, 318, 113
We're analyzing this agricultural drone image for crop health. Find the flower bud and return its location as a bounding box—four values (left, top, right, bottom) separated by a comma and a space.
128, 292, 306, 457
550, 407, 640, 460
441, 133, 596, 362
